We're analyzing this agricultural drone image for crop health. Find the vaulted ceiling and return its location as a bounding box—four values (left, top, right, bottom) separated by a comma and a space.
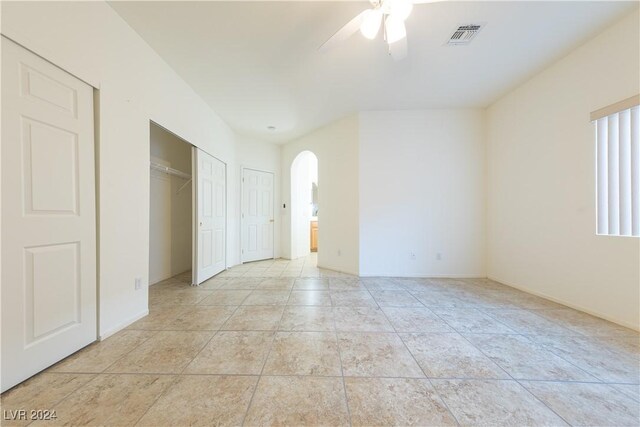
109, 1, 636, 142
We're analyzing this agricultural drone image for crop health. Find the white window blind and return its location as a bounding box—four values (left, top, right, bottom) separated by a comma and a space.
594, 102, 640, 237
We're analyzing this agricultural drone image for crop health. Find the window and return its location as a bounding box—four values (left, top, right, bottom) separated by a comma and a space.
593, 96, 639, 237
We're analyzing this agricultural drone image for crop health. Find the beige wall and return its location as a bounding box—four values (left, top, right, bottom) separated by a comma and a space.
281, 116, 360, 275
149, 125, 192, 285
359, 110, 486, 277
486, 10, 640, 329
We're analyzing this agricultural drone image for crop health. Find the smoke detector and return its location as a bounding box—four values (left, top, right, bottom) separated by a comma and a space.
446, 24, 485, 46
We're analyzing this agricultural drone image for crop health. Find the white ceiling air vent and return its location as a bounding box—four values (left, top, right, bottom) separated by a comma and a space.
446, 24, 484, 46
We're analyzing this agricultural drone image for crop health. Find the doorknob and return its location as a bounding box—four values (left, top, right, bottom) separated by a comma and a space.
269, 219, 274, 223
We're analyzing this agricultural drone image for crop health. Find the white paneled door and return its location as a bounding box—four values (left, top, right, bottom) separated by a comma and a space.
1, 37, 97, 392
193, 148, 226, 284
242, 168, 275, 263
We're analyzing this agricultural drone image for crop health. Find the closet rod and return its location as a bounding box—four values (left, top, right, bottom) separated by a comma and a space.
150, 161, 191, 180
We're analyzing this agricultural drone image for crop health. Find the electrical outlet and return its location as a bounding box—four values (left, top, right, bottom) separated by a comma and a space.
436, 253, 442, 261
135, 278, 142, 290
409, 252, 416, 260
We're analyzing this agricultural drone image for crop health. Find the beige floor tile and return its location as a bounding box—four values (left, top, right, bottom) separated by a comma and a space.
430, 307, 518, 334
300, 269, 321, 278
149, 288, 212, 306
256, 278, 295, 290
345, 377, 457, 426
432, 379, 567, 426
244, 376, 350, 426
531, 334, 640, 383
338, 332, 424, 377
521, 381, 640, 426
221, 306, 284, 331
532, 308, 639, 336
438, 288, 504, 309
0, 373, 95, 427
288, 290, 332, 306
184, 331, 274, 375
242, 290, 290, 305
198, 290, 251, 305
596, 334, 640, 355
279, 306, 336, 331
8, 261, 635, 427
105, 331, 213, 374
401, 333, 508, 379
293, 278, 329, 290
330, 290, 378, 307
217, 278, 263, 290
281, 270, 303, 277
334, 307, 394, 332
198, 277, 226, 289
504, 292, 567, 310
126, 306, 188, 330
612, 383, 640, 402
411, 290, 472, 308
329, 278, 365, 290
50, 330, 155, 373
361, 278, 405, 291
32, 374, 175, 426
138, 375, 257, 427
149, 279, 185, 291
381, 307, 453, 333
263, 332, 342, 376
369, 290, 423, 307
165, 305, 236, 330
482, 309, 578, 336
466, 334, 597, 381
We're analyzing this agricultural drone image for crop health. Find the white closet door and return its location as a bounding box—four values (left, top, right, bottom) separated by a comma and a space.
242, 168, 275, 263
193, 148, 226, 284
1, 37, 97, 392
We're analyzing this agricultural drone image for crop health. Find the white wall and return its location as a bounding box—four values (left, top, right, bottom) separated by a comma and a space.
359, 110, 486, 277
235, 136, 282, 260
281, 116, 360, 275
487, 10, 640, 329
149, 125, 192, 285
1, 1, 241, 338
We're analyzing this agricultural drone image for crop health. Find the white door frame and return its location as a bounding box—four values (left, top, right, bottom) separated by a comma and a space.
240, 166, 275, 263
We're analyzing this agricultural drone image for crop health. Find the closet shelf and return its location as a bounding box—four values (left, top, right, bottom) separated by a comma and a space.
150, 161, 191, 180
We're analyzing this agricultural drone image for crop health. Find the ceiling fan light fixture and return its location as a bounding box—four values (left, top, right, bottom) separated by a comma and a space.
385, 15, 407, 44
360, 9, 383, 40
387, 0, 413, 21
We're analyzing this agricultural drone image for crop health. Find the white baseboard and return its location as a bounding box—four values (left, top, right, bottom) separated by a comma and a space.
488, 275, 640, 332
98, 309, 149, 341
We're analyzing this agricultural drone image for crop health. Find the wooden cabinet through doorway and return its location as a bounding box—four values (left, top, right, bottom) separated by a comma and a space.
310, 220, 318, 252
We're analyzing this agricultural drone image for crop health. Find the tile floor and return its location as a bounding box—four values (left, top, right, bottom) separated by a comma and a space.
2, 254, 639, 426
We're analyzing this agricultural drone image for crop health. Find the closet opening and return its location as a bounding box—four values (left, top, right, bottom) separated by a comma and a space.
149, 122, 194, 288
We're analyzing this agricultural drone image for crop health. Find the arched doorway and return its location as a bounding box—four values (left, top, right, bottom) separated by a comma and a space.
290, 151, 318, 260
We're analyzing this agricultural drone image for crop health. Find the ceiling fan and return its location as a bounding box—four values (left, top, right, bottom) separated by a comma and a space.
319, 0, 440, 60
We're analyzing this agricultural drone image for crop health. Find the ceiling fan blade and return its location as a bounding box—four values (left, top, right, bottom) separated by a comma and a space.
319, 9, 369, 52
389, 37, 408, 61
